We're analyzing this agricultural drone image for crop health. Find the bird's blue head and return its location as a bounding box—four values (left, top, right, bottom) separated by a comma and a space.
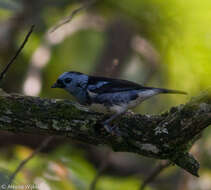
52, 71, 88, 101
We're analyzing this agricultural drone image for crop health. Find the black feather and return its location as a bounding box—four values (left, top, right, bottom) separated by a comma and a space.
87, 76, 144, 93
153, 88, 187, 95
87, 75, 187, 95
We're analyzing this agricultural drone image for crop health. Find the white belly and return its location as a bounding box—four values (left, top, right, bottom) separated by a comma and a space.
88, 90, 158, 114
127, 90, 159, 109
89, 103, 125, 114
89, 103, 109, 113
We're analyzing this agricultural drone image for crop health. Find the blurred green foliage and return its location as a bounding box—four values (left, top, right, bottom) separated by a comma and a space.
0, 145, 146, 190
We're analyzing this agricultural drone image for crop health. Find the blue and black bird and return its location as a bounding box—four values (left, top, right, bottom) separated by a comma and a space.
52, 71, 186, 134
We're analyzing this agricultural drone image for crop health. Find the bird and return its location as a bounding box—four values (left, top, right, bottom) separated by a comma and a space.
51, 71, 187, 135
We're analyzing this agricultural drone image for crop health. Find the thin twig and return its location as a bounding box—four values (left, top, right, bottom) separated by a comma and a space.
0, 25, 35, 82
6, 136, 53, 188
140, 160, 171, 190
89, 150, 110, 190
49, 0, 97, 33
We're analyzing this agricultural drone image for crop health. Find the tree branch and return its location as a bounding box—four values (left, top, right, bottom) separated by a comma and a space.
140, 160, 171, 190
0, 89, 210, 177
49, 0, 97, 33
0, 25, 35, 82
6, 136, 53, 188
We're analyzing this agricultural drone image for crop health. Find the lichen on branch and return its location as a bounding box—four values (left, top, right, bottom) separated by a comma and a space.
0, 88, 211, 176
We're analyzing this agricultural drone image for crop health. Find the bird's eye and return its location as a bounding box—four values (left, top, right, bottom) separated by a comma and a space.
64, 78, 72, 83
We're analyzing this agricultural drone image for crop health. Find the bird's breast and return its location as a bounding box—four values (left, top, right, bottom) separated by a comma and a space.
88, 103, 111, 113
88, 91, 140, 114
88, 102, 126, 114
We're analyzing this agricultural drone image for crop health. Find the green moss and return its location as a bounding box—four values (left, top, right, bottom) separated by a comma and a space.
80, 125, 89, 132
189, 89, 211, 105
36, 121, 48, 129
0, 116, 11, 123
52, 120, 60, 130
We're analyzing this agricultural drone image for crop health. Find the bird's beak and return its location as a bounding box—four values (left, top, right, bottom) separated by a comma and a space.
51, 81, 65, 88
51, 83, 58, 88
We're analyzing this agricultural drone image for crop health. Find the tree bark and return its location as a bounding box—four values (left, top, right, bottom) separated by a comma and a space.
0, 88, 210, 177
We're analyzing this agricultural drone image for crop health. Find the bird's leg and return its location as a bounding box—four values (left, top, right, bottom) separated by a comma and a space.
103, 110, 126, 135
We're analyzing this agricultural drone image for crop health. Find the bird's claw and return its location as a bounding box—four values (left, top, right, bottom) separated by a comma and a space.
103, 123, 121, 136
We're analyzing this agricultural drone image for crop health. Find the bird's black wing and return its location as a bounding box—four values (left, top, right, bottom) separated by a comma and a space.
87, 76, 146, 94
87, 75, 187, 96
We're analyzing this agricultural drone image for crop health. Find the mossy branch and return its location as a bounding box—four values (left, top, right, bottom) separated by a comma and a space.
0, 89, 211, 176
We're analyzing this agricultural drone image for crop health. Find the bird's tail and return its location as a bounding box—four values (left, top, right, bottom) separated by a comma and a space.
154, 88, 187, 95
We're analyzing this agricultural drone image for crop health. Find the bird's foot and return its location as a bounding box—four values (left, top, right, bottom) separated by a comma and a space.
103, 123, 121, 136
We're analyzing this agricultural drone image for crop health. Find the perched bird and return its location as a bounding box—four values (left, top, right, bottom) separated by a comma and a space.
52, 71, 187, 134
